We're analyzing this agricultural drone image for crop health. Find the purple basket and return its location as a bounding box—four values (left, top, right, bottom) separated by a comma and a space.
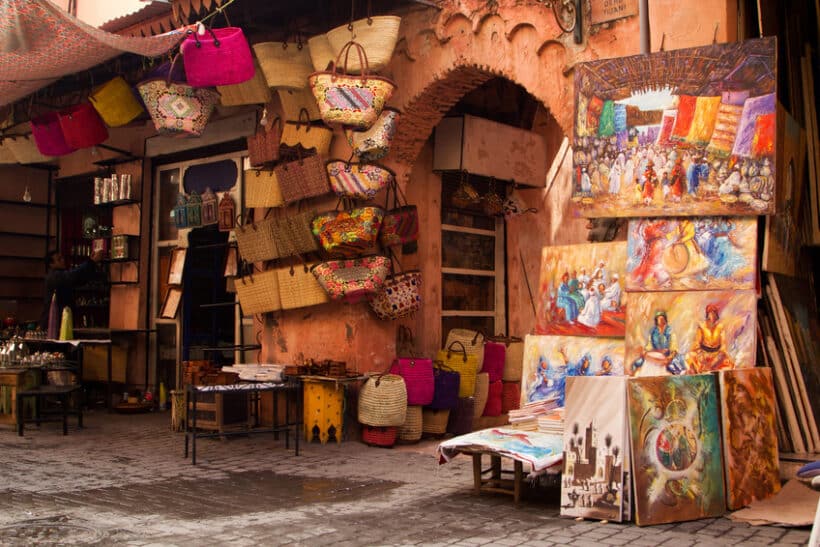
428, 365, 460, 410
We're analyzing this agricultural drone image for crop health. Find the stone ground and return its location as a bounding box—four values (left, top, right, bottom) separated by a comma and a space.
0, 411, 811, 547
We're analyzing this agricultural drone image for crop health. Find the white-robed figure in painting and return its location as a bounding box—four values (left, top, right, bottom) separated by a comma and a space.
602, 274, 622, 311
608, 161, 622, 194
577, 283, 603, 328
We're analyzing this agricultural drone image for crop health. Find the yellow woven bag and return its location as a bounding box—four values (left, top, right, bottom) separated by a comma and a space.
89, 76, 145, 127
436, 341, 478, 398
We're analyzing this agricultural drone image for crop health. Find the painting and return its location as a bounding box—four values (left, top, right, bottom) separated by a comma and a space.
625, 290, 756, 376
625, 217, 757, 291
718, 368, 781, 510
521, 335, 625, 408
536, 242, 628, 336
167, 247, 187, 286
572, 37, 776, 217
627, 374, 726, 526
561, 376, 628, 522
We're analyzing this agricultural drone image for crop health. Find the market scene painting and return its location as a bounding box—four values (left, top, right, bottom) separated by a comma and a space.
561, 376, 629, 522
627, 374, 726, 526
625, 217, 757, 291
535, 242, 627, 337
521, 335, 625, 408
718, 368, 781, 510
624, 290, 756, 376
572, 37, 776, 217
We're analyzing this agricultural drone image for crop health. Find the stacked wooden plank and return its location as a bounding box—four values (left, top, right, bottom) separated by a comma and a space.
758, 273, 820, 454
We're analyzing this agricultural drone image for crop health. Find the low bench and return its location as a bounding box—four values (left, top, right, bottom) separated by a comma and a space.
17, 385, 83, 436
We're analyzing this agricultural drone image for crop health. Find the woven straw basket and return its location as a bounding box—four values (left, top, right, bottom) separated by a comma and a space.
280, 121, 333, 156
436, 341, 478, 398
89, 76, 145, 127
272, 209, 321, 257
277, 263, 329, 310
277, 88, 322, 121
307, 33, 335, 72
253, 42, 314, 89
473, 372, 490, 418
326, 16, 402, 74
422, 408, 450, 435
358, 374, 407, 427
0, 140, 16, 164
5, 133, 53, 164
234, 217, 279, 263
446, 328, 485, 371
501, 336, 524, 382
244, 169, 284, 208
235, 269, 282, 315
361, 425, 398, 447
218, 60, 273, 106
397, 405, 423, 443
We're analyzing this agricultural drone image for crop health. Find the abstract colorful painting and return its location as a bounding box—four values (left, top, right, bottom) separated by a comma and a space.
561, 376, 628, 522
625, 290, 756, 376
572, 37, 776, 217
536, 242, 628, 336
627, 374, 726, 526
626, 217, 757, 291
718, 368, 781, 510
521, 335, 625, 408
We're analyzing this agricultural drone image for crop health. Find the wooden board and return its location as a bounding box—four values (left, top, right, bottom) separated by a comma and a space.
802, 49, 820, 245
764, 334, 804, 453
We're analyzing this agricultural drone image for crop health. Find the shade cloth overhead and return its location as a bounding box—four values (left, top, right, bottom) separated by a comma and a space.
0, 0, 184, 108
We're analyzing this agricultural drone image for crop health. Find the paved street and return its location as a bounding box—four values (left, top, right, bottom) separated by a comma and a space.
0, 411, 811, 546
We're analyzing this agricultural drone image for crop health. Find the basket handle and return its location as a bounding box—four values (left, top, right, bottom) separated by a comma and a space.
334, 40, 370, 79
446, 340, 468, 363
186, 26, 220, 49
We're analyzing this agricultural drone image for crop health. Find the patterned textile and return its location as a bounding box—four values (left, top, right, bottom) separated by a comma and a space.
707, 103, 743, 156
670, 95, 697, 141
326, 161, 393, 200
0, 0, 183, 107
732, 93, 776, 158
311, 207, 385, 258
685, 96, 721, 145
597, 99, 615, 137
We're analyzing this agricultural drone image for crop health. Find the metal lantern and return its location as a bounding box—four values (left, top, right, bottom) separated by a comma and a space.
173, 192, 188, 229
218, 192, 236, 232
187, 190, 202, 227
201, 187, 218, 225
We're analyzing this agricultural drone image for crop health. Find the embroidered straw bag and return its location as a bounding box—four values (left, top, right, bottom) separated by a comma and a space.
253, 41, 314, 89
326, 160, 393, 201
311, 206, 385, 258
358, 374, 407, 427
311, 255, 391, 304
137, 68, 220, 137
345, 107, 400, 162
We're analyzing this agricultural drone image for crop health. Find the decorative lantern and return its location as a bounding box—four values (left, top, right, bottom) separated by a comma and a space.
173, 193, 188, 229
201, 187, 218, 225
187, 190, 202, 227
218, 192, 237, 232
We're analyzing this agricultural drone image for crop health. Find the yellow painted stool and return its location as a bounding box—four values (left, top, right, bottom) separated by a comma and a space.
302, 378, 345, 444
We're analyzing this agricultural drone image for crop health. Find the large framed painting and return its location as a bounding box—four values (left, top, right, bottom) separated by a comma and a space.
572, 37, 776, 217
536, 242, 627, 336
718, 368, 781, 510
624, 290, 756, 376
627, 374, 726, 526
521, 335, 625, 408
625, 217, 757, 291
561, 376, 628, 522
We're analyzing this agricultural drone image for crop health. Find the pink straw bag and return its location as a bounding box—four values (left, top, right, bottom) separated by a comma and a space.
30, 112, 75, 156
481, 340, 505, 383
389, 357, 434, 406
181, 27, 255, 87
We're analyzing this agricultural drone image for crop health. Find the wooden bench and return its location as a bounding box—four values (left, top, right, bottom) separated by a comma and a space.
16, 385, 83, 436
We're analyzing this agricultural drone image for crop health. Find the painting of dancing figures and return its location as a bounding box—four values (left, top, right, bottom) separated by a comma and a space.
626, 217, 757, 291
521, 335, 625, 407
572, 37, 776, 217
625, 290, 756, 376
536, 242, 628, 336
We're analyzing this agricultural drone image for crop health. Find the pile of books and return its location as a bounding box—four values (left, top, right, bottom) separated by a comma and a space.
221, 363, 286, 382
507, 397, 562, 433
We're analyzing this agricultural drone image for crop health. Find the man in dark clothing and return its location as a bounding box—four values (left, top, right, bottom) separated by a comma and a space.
39, 250, 104, 330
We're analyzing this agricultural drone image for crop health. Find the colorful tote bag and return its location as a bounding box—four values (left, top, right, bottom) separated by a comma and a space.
58, 102, 109, 149
429, 364, 460, 410
379, 180, 418, 248
311, 206, 384, 258
345, 107, 400, 162
369, 270, 422, 321
30, 112, 75, 156
181, 27, 255, 88
311, 255, 391, 303
326, 160, 393, 200
308, 41, 396, 129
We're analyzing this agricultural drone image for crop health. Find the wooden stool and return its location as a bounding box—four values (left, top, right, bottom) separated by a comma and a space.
469, 451, 525, 506
17, 385, 83, 436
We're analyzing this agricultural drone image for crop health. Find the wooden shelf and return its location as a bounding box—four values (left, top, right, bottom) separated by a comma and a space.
94, 198, 140, 208
0, 231, 55, 239
0, 199, 50, 209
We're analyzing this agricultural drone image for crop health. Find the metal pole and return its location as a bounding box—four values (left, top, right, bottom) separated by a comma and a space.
639, 0, 650, 53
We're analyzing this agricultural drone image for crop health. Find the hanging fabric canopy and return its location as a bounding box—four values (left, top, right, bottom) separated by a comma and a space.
0, 0, 184, 108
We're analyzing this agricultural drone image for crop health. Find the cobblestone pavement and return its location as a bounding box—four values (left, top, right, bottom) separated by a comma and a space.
0, 411, 811, 546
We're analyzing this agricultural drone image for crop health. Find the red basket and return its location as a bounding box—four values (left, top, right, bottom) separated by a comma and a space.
482, 380, 503, 417
58, 102, 109, 149
30, 112, 75, 156
181, 27, 255, 87
361, 425, 397, 447
501, 381, 521, 413
481, 341, 505, 383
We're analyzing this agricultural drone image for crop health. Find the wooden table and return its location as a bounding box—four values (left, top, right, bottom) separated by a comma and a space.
0, 368, 38, 428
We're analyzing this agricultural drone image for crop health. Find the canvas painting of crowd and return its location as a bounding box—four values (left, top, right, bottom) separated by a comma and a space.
561, 376, 629, 522
718, 368, 781, 510
627, 374, 726, 526
535, 242, 628, 336
572, 37, 776, 217
521, 335, 625, 408
626, 217, 757, 291
624, 290, 756, 376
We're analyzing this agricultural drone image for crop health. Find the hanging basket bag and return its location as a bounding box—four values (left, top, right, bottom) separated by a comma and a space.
481, 340, 506, 383
89, 76, 145, 127
244, 169, 284, 208
181, 27, 255, 87
271, 209, 321, 257
137, 68, 220, 137
280, 109, 333, 155
326, 16, 402, 74
397, 405, 423, 443
218, 59, 272, 106
422, 408, 450, 435
389, 357, 434, 406
273, 152, 331, 204
358, 373, 407, 427
429, 363, 460, 410
445, 328, 485, 372
483, 380, 503, 417
437, 341, 479, 399
234, 215, 280, 263
247, 112, 282, 167
277, 88, 322, 121
447, 397, 475, 436
4, 131, 54, 163
234, 269, 282, 315
370, 270, 422, 321
311, 255, 391, 303
307, 33, 336, 72
345, 107, 400, 162
361, 425, 398, 447
326, 160, 394, 201
58, 102, 109, 149
379, 180, 418, 248
311, 206, 385, 258
30, 112, 75, 156
253, 41, 314, 90
276, 262, 330, 310
308, 41, 396, 130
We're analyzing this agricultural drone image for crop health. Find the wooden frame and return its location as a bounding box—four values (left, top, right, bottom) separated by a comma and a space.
223, 245, 238, 278
159, 286, 182, 319
167, 247, 187, 286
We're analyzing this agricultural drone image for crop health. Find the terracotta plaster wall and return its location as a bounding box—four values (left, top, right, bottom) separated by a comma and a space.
648, 0, 738, 52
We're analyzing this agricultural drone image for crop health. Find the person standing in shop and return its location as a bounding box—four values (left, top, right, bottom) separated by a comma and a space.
38, 249, 105, 331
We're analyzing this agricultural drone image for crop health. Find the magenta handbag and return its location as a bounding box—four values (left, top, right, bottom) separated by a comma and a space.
58, 102, 109, 149
481, 340, 505, 383
30, 112, 75, 156
390, 357, 434, 406
483, 380, 503, 417
181, 27, 255, 87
